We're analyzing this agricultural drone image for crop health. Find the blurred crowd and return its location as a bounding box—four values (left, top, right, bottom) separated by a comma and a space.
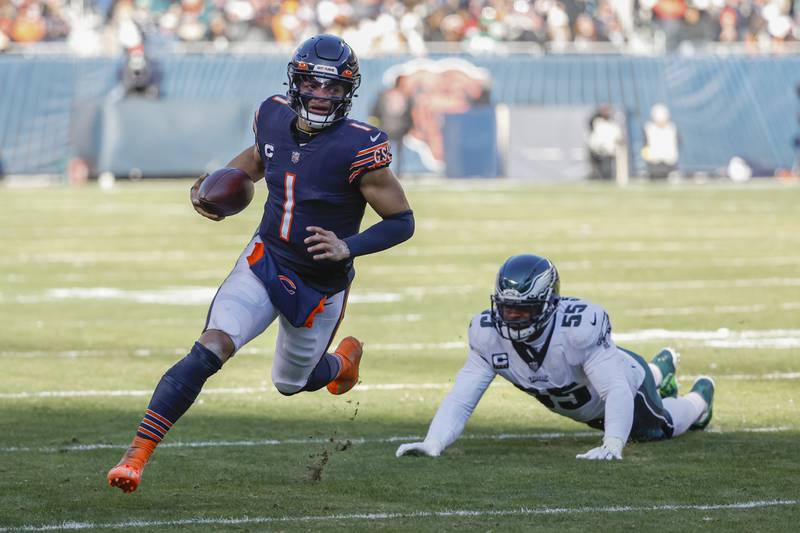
0, 0, 798, 54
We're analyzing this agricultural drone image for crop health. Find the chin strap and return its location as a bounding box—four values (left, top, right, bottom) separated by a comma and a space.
303, 115, 328, 130
296, 96, 346, 129
295, 120, 323, 135
511, 317, 556, 371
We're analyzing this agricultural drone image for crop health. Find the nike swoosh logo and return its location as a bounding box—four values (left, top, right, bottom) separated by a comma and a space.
370, 133, 380, 142
590, 314, 597, 326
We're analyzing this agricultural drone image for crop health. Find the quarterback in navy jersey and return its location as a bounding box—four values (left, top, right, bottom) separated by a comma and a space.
396, 254, 716, 461
108, 34, 414, 493
252, 91, 394, 293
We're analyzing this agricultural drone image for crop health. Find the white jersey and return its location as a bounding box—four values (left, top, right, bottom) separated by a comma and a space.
423, 297, 646, 451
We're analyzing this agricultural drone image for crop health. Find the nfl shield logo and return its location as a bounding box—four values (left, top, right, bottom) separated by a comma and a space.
291, 151, 300, 164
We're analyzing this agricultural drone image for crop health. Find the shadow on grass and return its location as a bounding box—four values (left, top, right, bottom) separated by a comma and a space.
0, 403, 798, 530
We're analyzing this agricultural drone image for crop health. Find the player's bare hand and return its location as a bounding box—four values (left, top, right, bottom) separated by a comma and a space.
190, 173, 225, 221
305, 226, 350, 261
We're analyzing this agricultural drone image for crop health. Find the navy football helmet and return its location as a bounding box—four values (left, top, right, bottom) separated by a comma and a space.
491, 254, 560, 341
286, 34, 361, 129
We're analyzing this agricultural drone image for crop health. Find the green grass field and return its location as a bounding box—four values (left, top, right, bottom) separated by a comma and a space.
1, 180, 799, 531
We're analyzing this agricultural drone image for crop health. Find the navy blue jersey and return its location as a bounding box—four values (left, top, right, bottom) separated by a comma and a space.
253, 95, 392, 293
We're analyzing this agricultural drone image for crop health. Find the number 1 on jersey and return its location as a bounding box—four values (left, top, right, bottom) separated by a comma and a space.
280, 172, 296, 241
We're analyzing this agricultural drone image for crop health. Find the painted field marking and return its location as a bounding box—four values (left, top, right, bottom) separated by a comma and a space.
3, 327, 800, 360
630, 302, 800, 317
0, 426, 793, 454
5, 277, 800, 306
0, 499, 796, 532
0, 382, 452, 399
7, 240, 790, 265
8, 287, 404, 306
0, 431, 598, 454
2, 369, 800, 400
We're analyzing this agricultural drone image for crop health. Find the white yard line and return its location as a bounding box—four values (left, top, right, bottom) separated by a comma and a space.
0, 500, 796, 531
2, 369, 800, 400
572, 278, 800, 291
682, 372, 800, 380
613, 329, 800, 349
309, 256, 800, 275
629, 302, 800, 317
0, 431, 600, 453
5, 278, 800, 306
0, 426, 793, 455
4, 328, 800, 360
0, 382, 450, 399
7, 287, 405, 306
8, 301, 799, 332
1, 241, 772, 265
5, 255, 797, 282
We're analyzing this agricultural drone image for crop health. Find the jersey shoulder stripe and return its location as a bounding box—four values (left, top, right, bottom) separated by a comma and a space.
349, 122, 372, 131
347, 139, 392, 182
355, 141, 390, 158
257, 95, 291, 118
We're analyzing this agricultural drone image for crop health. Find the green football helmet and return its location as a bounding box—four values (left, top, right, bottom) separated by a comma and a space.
491, 254, 560, 341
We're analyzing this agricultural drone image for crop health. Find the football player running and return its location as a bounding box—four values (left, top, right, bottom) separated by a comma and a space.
396, 254, 714, 461
108, 34, 414, 492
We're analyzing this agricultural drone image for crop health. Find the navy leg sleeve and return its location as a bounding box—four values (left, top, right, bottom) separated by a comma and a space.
301, 353, 341, 392
147, 342, 222, 423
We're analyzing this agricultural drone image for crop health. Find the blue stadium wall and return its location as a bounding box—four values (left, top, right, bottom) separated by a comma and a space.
1, 54, 798, 176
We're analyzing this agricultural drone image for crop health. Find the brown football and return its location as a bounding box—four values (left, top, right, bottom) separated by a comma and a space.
198, 168, 254, 217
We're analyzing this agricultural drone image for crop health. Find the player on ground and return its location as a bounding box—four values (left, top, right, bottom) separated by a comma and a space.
396, 254, 714, 460
108, 34, 414, 492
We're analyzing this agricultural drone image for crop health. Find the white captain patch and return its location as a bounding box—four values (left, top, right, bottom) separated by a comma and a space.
491, 352, 509, 369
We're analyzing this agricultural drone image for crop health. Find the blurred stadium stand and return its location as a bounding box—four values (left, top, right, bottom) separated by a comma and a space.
1, 0, 798, 55
1, 0, 799, 179
1, 52, 798, 178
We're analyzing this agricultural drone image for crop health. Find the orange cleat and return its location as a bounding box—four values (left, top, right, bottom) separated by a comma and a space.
107, 463, 142, 493
327, 336, 363, 395
107, 436, 157, 493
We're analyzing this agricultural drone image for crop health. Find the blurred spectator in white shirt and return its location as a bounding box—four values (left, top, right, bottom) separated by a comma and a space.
588, 105, 624, 180
643, 103, 680, 179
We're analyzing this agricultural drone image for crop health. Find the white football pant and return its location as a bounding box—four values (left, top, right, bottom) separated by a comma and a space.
205, 236, 347, 394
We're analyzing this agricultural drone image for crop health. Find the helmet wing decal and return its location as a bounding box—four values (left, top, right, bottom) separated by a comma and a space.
491, 255, 560, 342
